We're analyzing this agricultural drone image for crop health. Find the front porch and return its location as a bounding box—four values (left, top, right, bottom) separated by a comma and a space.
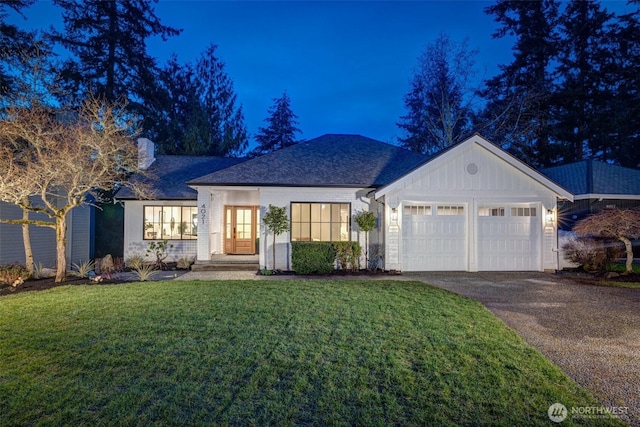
191, 254, 259, 272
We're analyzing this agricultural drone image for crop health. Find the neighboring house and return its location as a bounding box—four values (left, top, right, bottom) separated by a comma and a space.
0, 200, 92, 268
184, 133, 573, 272
116, 138, 247, 262
541, 160, 640, 268
541, 159, 640, 230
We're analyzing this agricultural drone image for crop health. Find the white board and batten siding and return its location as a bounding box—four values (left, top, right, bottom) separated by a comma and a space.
377, 135, 572, 272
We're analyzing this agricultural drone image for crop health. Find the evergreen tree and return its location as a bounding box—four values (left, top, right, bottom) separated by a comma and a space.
196, 44, 248, 157
397, 33, 477, 154
251, 91, 301, 157
144, 44, 249, 157
0, 0, 36, 97
551, 0, 615, 163
606, 2, 640, 168
48, 0, 180, 105
478, 0, 560, 167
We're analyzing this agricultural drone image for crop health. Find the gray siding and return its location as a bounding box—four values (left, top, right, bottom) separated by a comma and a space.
67, 205, 92, 265
0, 201, 57, 267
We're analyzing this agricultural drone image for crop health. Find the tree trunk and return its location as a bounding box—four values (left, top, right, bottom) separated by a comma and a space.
619, 236, 634, 274
21, 207, 34, 275
55, 212, 68, 283
272, 233, 276, 271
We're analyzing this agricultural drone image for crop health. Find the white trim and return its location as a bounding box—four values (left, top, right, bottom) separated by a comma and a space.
572, 194, 640, 201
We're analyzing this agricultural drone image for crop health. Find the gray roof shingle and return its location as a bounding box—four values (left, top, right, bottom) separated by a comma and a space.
188, 134, 428, 188
541, 160, 640, 196
117, 155, 247, 200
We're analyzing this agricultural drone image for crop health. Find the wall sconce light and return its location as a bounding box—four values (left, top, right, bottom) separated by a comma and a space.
391, 207, 398, 223
545, 209, 555, 224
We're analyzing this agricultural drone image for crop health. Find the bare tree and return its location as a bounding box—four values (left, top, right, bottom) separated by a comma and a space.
573, 209, 640, 274
397, 33, 478, 154
0, 96, 150, 282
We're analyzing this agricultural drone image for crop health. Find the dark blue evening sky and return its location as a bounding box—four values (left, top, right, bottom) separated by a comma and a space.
9, 1, 631, 149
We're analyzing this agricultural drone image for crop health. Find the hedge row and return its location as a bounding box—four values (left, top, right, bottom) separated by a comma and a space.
291, 241, 362, 275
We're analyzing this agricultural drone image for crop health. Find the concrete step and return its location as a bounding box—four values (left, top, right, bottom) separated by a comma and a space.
191, 261, 259, 272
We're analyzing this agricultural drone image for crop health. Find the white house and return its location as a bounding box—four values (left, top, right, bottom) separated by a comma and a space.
185, 134, 573, 272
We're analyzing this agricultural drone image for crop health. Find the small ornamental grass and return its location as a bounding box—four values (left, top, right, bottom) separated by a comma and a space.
125, 253, 145, 271
0, 280, 623, 426
71, 259, 95, 278
132, 263, 158, 281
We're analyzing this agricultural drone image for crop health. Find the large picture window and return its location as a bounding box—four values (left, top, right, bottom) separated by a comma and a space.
290, 202, 350, 242
143, 206, 198, 240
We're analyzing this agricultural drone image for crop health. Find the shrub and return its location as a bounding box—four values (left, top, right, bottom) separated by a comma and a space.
333, 241, 362, 271
0, 263, 30, 288
562, 235, 624, 272
291, 242, 336, 275
146, 240, 173, 270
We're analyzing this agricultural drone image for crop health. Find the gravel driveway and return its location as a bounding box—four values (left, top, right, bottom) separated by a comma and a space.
405, 271, 640, 426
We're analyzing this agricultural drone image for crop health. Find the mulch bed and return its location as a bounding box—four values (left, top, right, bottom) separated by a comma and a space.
3, 269, 638, 297
0, 276, 128, 296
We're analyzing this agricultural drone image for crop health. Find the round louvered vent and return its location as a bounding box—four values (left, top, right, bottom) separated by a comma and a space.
466, 162, 479, 175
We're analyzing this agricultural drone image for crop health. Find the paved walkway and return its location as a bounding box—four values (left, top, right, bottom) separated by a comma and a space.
175, 270, 640, 425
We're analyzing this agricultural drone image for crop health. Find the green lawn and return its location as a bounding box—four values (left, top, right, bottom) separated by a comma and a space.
0, 280, 623, 426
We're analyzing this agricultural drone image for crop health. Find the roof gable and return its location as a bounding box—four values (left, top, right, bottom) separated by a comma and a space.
541, 160, 640, 198
376, 134, 573, 201
188, 134, 427, 188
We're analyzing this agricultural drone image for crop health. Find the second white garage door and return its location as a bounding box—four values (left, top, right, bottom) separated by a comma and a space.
478, 205, 541, 271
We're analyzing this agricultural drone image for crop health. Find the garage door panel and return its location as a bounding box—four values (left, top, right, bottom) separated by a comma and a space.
478, 208, 540, 271
403, 205, 466, 271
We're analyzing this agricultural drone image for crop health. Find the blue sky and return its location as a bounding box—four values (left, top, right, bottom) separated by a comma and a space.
9, 1, 632, 148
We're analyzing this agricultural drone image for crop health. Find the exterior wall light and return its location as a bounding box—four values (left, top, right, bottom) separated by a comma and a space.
545, 209, 555, 224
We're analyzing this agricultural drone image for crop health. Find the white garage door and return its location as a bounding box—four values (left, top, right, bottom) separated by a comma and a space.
478, 206, 541, 271
402, 204, 467, 271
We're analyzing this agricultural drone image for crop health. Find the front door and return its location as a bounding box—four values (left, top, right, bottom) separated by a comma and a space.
224, 206, 258, 254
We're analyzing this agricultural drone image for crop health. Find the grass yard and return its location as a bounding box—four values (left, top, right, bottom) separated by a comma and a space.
0, 280, 622, 426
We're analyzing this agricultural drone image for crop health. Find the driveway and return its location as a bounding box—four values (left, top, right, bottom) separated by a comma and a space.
405, 271, 640, 426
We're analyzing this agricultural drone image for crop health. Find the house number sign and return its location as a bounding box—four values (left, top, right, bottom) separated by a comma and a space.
200, 204, 206, 225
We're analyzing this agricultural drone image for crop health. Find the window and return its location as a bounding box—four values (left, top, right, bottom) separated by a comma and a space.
479, 207, 505, 217
403, 205, 432, 216
437, 205, 464, 216
143, 206, 198, 240
290, 202, 350, 242
511, 207, 537, 217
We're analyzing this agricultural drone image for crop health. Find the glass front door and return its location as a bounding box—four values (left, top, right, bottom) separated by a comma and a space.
224, 206, 258, 254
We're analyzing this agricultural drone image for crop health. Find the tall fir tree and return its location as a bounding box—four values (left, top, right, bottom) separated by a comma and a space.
48, 0, 180, 106
551, 0, 615, 163
478, 0, 560, 167
606, 2, 640, 168
145, 44, 248, 157
251, 91, 301, 157
0, 0, 36, 98
397, 33, 477, 154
